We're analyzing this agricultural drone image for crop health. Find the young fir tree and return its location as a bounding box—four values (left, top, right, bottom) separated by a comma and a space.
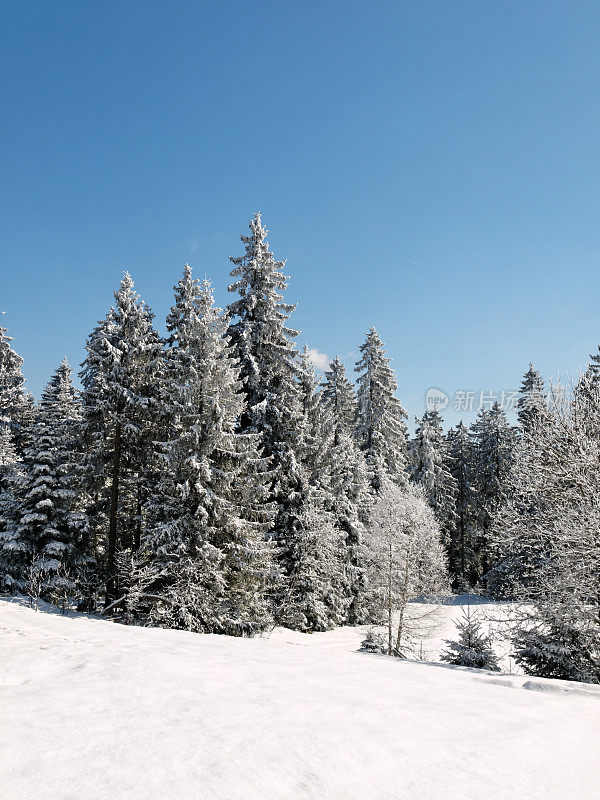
517, 362, 548, 434
441, 604, 500, 671
469, 403, 515, 579
445, 422, 477, 588
512, 603, 599, 684
226, 213, 308, 582
355, 327, 409, 492
322, 355, 371, 622
410, 410, 457, 549
80, 273, 163, 606
147, 269, 274, 635
0, 323, 33, 454
8, 359, 88, 596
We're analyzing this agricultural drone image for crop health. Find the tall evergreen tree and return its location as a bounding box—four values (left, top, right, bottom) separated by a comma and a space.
0, 323, 33, 454
226, 213, 307, 581
355, 327, 409, 492
6, 359, 88, 595
297, 346, 333, 490
321, 356, 371, 622
446, 422, 477, 587
146, 270, 274, 634
410, 410, 457, 547
80, 273, 162, 605
469, 403, 516, 579
282, 491, 348, 632
517, 362, 548, 433
0, 421, 22, 590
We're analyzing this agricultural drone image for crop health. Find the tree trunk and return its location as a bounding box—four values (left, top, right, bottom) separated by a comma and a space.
105, 422, 122, 607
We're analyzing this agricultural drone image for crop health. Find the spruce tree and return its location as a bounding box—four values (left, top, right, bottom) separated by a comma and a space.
9, 359, 88, 596
446, 422, 477, 588
147, 269, 274, 634
297, 346, 333, 490
517, 362, 548, 434
441, 605, 500, 671
0, 323, 32, 454
355, 327, 409, 492
322, 355, 370, 622
226, 213, 307, 582
469, 403, 515, 579
80, 273, 163, 605
0, 421, 22, 590
410, 410, 457, 547
282, 492, 348, 632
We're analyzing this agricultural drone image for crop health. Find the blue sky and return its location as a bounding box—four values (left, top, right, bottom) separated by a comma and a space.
1, 1, 598, 428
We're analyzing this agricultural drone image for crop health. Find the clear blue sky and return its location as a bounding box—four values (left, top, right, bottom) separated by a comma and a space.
1, 0, 598, 428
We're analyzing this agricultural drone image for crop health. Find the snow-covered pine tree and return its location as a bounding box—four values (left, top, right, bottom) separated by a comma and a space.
445, 422, 477, 588
586, 344, 600, 384
492, 370, 600, 682
469, 403, 516, 579
517, 362, 548, 434
441, 604, 500, 671
226, 213, 308, 583
80, 273, 163, 606
322, 356, 371, 622
7, 359, 88, 596
0, 421, 22, 590
355, 327, 409, 492
322, 355, 357, 433
410, 410, 457, 548
282, 491, 348, 632
0, 323, 33, 454
512, 602, 599, 684
297, 346, 334, 491
147, 269, 274, 635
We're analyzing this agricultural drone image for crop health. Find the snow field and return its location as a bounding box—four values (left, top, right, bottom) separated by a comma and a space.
1, 596, 598, 800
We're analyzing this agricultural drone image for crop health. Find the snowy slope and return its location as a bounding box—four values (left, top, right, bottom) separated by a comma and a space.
1, 597, 598, 800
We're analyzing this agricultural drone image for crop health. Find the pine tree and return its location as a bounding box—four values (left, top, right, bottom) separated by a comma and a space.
0, 421, 22, 590
586, 344, 600, 384
0, 323, 32, 454
441, 604, 500, 671
8, 359, 88, 595
512, 604, 599, 684
410, 410, 457, 545
80, 273, 163, 605
297, 346, 333, 490
517, 362, 548, 434
492, 371, 600, 681
282, 492, 348, 632
147, 269, 274, 635
355, 327, 409, 492
445, 422, 477, 588
322, 356, 371, 622
469, 403, 515, 579
322, 356, 356, 433
227, 213, 307, 582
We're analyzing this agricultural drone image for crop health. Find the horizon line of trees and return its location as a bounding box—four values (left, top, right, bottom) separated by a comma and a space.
1, 212, 598, 681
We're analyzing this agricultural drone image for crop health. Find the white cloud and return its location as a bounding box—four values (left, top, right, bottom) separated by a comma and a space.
306, 347, 331, 372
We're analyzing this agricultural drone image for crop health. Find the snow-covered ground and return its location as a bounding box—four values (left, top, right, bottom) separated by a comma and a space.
1, 596, 598, 800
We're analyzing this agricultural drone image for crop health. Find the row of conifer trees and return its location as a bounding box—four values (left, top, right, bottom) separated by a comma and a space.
1, 214, 598, 677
